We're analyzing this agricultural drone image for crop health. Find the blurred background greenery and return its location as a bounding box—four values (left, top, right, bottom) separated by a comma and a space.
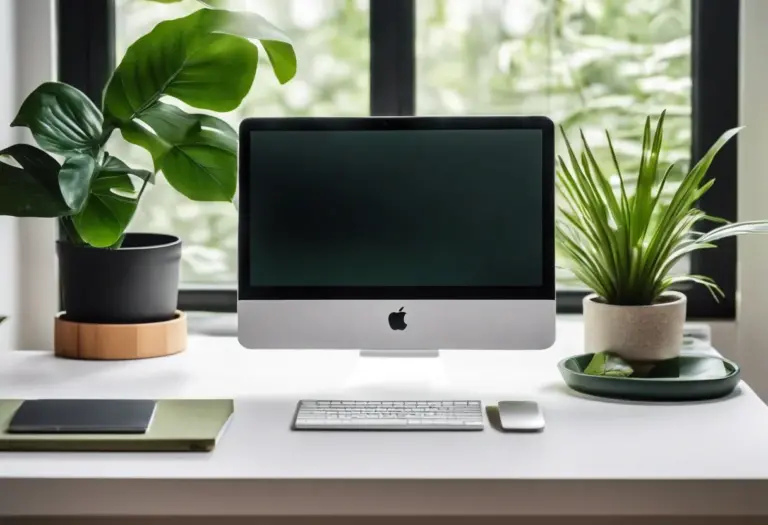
112, 0, 691, 288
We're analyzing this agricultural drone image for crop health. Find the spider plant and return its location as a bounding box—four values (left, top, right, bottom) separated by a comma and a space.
556, 111, 768, 306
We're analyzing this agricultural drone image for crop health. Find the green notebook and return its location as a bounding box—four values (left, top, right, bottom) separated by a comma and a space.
0, 399, 233, 452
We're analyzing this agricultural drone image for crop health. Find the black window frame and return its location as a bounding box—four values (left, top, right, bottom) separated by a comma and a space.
57, 0, 739, 319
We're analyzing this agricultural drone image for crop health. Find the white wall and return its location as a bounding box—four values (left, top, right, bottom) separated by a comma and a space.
14, 0, 58, 350
0, 0, 57, 351
737, 0, 768, 399
0, 0, 19, 350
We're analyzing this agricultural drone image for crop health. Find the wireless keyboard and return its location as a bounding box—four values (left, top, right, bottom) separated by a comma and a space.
293, 400, 484, 430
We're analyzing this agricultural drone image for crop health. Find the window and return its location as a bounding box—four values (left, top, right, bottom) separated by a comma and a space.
58, 0, 738, 318
416, 0, 693, 291
113, 0, 370, 287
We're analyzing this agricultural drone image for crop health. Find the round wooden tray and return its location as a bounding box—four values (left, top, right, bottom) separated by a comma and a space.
54, 311, 187, 360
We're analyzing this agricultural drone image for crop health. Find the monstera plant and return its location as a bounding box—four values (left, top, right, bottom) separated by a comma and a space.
0, 4, 296, 330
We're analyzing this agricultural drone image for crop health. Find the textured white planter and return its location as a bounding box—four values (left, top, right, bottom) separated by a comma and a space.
583, 291, 687, 361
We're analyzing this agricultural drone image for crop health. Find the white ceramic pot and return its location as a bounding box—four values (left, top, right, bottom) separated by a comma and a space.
583, 291, 687, 361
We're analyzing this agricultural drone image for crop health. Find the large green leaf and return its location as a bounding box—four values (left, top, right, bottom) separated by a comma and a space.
101, 152, 154, 185
121, 102, 237, 201
11, 83, 103, 156
160, 123, 236, 201
204, 9, 297, 84
104, 8, 296, 124
69, 153, 155, 247
72, 170, 140, 248
58, 155, 98, 212
0, 144, 69, 217
90, 171, 134, 195
119, 102, 199, 161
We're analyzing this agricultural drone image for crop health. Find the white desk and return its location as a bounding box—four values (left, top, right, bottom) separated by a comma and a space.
1, 319, 768, 519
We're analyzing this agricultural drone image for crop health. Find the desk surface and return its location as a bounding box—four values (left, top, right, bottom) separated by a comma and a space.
1, 319, 768, 517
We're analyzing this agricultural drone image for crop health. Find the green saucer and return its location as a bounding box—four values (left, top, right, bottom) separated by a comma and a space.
558, 354, 741, 402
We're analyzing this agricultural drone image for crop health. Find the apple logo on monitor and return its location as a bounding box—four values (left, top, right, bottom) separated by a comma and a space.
388, 307, 407, 331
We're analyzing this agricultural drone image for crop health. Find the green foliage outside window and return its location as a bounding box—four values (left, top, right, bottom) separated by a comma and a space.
118, 0, 691, 287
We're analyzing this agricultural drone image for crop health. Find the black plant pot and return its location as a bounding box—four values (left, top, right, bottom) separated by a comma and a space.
57, 233, 182, 324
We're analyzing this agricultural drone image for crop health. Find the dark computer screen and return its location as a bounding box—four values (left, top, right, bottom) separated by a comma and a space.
247, 128, 543, 288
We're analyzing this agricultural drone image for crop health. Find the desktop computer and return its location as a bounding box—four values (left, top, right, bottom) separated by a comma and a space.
237, 116, 555, 430
238, 116, 555, 351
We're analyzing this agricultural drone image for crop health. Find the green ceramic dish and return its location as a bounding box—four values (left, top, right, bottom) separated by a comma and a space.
558, 354, 741, 401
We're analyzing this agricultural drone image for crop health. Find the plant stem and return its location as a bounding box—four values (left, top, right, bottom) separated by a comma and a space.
121, 172, 154, 239
137, 173, 151, 201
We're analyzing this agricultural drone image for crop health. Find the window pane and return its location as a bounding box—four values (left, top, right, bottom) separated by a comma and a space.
416, 0, 692, 289
113, 0, 370, 285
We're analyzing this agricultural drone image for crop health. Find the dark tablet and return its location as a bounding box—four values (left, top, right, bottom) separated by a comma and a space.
7, 399, 157, 434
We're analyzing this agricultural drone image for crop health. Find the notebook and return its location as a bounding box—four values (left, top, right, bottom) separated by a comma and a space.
8, 399, 157, 434
0, 399, 233, 452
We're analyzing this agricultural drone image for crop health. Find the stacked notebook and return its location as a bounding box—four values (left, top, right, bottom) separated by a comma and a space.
0, 399, 233, 452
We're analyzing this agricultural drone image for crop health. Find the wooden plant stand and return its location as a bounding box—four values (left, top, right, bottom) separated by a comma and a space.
54, 311, 187, 360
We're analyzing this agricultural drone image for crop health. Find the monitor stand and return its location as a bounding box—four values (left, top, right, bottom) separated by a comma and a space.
359, 349, 439, 358
342, 349, 450, 393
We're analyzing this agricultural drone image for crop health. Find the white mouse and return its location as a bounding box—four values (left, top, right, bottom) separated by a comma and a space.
498, 401, 545, 431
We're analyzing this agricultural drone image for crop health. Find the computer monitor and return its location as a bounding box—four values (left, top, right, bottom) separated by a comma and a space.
238, 117, 555, 351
